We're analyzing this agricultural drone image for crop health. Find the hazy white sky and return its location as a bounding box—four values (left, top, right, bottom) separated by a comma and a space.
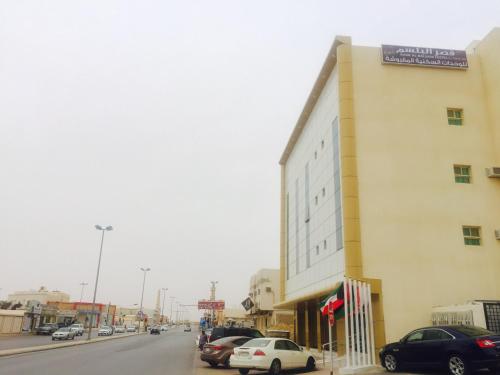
1, 0, 499, 319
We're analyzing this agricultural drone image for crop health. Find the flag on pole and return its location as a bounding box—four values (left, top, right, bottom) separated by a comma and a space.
319, 282, 344, 321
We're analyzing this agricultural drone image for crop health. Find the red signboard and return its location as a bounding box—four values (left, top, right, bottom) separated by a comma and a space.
198, 300, 225, 310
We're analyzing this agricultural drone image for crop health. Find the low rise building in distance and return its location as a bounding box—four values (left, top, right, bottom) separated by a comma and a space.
7, 286, 69, 305
247, 269, 294, 336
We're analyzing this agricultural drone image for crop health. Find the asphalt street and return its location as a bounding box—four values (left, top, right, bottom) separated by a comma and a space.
0, 331, 99, 350
0, 328, 196, 375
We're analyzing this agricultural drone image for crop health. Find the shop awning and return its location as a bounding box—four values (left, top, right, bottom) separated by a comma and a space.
273, 282, 341, 310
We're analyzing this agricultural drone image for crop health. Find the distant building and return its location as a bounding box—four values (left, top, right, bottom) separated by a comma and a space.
247, 269, 293, 336
47, 301, 116, 328
8, 286, 69, 305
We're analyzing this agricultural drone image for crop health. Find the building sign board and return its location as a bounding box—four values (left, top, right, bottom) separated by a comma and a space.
382, 45, 468, 69
241, 297, 254, 311
198, 300, 225, 310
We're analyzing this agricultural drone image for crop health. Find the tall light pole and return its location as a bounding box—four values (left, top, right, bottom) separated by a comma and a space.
87, 225, 113, 340
137, 267, 151, 333
79, 282, 88, 302
169, 296, 176, 325
210, 281, 218, 328
161, 288, 168, 324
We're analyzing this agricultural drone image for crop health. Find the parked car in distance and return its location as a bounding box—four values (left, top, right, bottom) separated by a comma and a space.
160, 325, 168, 332
69, 323, 84, 336
201, 336, 252, 368
126, 326, 136, 333
36, 323, 59, 335
209, 327, 264, 343
114, 326, 125, 333
230, 338, 316, 375
184, 325, 192, 332
98, 326, 113, 336
150, 326, 161, 335
52, 327, 76, 341
379, 325, 500, 375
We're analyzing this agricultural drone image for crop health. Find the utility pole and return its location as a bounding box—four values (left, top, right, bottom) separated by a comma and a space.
161, 288, 168, 324
79, 282, 88, 302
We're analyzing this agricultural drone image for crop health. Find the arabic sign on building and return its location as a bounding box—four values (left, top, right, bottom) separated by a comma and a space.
241, 297, 254, 311
382, 45, 468, 69
198, 300, 225, 310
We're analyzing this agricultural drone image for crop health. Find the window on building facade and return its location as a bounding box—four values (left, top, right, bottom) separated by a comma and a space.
324, 240, 327, 249
447, 108, 463, 126
316, 245, 319, 255
321, 140, 325, 149
314, 151, 317, 159
265, 287, 272, 293
463, 226, 481, 246
315, 196, 318, 205
322, 187, 326, 197
454, 165, 471, 183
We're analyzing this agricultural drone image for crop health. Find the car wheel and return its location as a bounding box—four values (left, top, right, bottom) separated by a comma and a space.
52, 337, 55, 341
223, 356, 231, 369
306, 356, 316, 371
448, 355, 469, 375
383, 353, 399, 372
269, 359, 281, 375
238, 370, 249, 375
208, 361, 217, 368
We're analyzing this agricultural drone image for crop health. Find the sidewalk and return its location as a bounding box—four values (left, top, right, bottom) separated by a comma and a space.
0, 332, 146, 357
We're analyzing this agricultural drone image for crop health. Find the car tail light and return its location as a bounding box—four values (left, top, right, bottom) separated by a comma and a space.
212, 345, 223, 351
476, 339, 496, 348
254, 349, 266, 356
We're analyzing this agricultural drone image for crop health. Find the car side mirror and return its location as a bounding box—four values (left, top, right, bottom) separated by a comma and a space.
300, 347, 304, 351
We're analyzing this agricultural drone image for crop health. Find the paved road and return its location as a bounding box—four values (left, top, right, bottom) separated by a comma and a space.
0, 328, 196, 375
0, 331, 100, 350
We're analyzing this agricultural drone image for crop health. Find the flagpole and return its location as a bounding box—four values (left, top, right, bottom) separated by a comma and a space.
328, 304, 333, 375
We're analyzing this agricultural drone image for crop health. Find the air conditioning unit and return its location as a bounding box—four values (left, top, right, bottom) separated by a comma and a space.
495, 229, 500, 240
485, 167, 500, 178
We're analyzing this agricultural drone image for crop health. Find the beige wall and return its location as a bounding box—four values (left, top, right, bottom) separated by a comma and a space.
352, 34, 500, 342
0, 310, 25, 335
249, 269, 280, 312
8, 289, 70, 305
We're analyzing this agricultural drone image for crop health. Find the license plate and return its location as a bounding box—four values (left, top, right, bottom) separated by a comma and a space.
204, 348, 211, 353
239, 352, 250, 357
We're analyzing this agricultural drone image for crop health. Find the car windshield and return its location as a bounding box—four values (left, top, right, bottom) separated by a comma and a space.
250, 330, 264, 338
452, 325, 494, 337
58, 328, 70, 332
100, 326, 110, 329
243, 339, 271, 348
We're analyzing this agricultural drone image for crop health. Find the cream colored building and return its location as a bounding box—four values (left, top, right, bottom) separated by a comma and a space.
277, 28, 500, 355
247, 269, 294, 335
8, 286, 70, 306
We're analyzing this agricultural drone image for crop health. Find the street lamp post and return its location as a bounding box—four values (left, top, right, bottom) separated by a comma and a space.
137, 267, 151, 333
87, 225, 113, 341
169, 296, 175, 325
79, 282, 88, 302
161, 288, 168, 324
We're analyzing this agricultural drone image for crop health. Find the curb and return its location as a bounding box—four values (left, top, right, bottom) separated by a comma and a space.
0, 332, 147, 358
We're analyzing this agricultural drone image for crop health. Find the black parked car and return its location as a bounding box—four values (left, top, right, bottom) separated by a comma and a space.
36, 323, 59, 335
150, 326, 160, 335
380, 325, 500, 375
209, 327, 264, 343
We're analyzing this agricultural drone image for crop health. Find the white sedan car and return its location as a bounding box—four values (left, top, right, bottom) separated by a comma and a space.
230, 338, 316, 375
52, 327, 76, 341
98, 326, 113, 336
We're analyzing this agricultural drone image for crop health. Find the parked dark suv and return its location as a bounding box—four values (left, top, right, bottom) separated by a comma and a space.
36, 323, 59, 335
209, 327, 264, 342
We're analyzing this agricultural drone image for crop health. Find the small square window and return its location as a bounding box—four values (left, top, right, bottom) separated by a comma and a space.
323, 240, 327, 249
321, 140, 325, 149
462, 226, 481, 246
447, 108, 463, 126
322, 187, 326, 197
314, 151, 317, 159
316, 245, 319, 255
265, 287, 272, 293
454, 165, 471, 183
315, 196, 318, 205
